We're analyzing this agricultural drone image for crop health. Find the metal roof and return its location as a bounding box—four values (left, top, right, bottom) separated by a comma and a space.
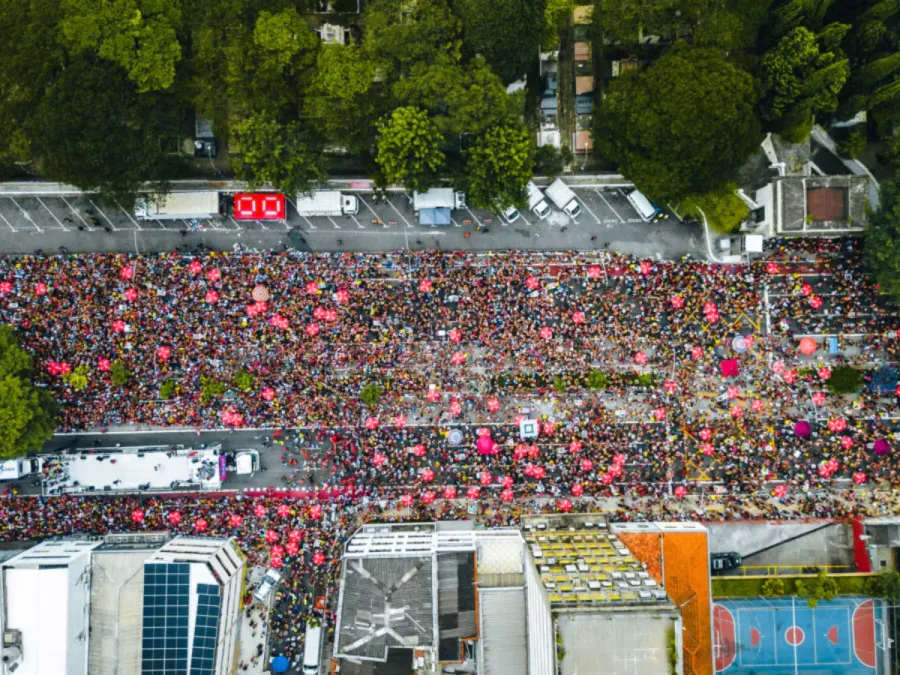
478, 588, 527, 675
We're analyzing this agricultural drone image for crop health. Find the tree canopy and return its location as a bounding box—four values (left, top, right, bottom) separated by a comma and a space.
464, 123, 535, 209
865, 176, 900, 299
375, 107, 446, 191
594, 44, 761, 203
0, 326, 57, 459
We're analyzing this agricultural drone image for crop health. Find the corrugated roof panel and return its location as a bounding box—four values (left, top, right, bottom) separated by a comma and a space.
480, 588, 527, 675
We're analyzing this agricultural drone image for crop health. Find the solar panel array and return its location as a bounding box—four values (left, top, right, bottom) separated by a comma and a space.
190, 584, 222, 675
142, 563, 190, 675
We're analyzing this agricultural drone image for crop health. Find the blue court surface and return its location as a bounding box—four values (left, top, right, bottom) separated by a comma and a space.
714, 596, 887, 674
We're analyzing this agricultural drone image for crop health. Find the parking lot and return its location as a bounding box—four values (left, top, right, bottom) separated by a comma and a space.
0, 184, 703, 259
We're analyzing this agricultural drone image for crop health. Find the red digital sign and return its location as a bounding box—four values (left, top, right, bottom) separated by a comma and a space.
233, 193, 285, 220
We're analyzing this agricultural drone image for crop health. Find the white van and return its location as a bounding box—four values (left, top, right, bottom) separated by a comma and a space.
626, 189, 661, 222
525, 182, 551, 220
303, 623, 323, 675
253, 568, 282, 604
500, 204, 521, 224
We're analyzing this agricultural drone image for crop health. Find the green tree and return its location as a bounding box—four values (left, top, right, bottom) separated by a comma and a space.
453, 0, 545, 83
534, 145, 565, 178
252, 8, 318, 70
586, 371, 610, 390
866, 571, 900, 601
233, 369, 255, 392
159, 379, 177, 400
363, 0, 462, 72
60, 0, 182, 92
29, 55, 179, 205
543, 0, 575, 48
464, 123, 534, 209
761, 577, 786, 596
360, 383, 384, 406
825, 365, 864, 394
849, 53, 900, 91
110, 361, 130, 386
837, 129, 867, 159
796, 571, 838, 608
594, 44, 761, 203
200, 376, 226, 402
375, 107, 445, 191
758, 27, 849, 140
680, 183, 749, 234
63, 365, 89, 391
0, 325, 57, 458
232, 116, 327, 197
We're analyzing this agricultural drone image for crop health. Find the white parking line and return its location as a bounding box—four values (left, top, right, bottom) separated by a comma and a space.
326, 215, 342, 229
358, 195, 386, 226
286, 197, 317, 229
115, 200, 142, 230
450, 217, 462, 227
386, 197, 413, 227
61, 197, 92, 230
595, 189, 625, 223
0, 211, 15, 232
518, 210, 533, 227
573, 194, 601, 224
464, 207, 482, 227
88, 199, 118, 231
302, 230, 447, 237
36, 197, 69, 231
6, 197, 42, 232
349, 214, 366, 229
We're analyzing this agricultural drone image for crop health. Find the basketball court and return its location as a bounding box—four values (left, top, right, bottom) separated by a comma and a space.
714, 597, 888, 674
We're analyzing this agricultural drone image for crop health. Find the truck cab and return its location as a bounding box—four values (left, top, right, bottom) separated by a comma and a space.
341, 194, 359, 215
234, 450, 260, 475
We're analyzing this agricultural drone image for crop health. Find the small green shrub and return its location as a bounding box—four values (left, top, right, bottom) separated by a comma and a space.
826, 366, 863, 394
586, 370, 609, 390
200, 376, 226, 402
233, 369, 255, 392
360, 383, 384, 406
64, 365, 89, 391
160, 380, 177, 400
762, 577, 785, 597
110, 361, 129, 386
552, 376, 566, 393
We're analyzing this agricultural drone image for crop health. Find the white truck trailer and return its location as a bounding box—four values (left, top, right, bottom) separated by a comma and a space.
135, 191, 221, 220
544, 178, 582, 218
294, 191, 358, 217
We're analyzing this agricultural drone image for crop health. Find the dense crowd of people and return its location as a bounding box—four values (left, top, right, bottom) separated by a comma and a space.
0, 238, 898, 669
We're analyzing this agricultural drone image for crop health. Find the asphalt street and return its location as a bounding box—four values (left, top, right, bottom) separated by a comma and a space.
0, 185, 703, 259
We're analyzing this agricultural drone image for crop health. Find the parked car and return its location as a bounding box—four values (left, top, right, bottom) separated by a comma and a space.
710, 551, 742, 572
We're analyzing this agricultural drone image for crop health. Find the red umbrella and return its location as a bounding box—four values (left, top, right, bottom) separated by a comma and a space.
701, 443, 714, 456
58, 362, 71, 376
800, 284, 812, 296
586, 266, 601, 280
393, 414, 407, 429
451, 351, 466, 365
372, 452, 387, 467
818, 367, 831, 380
809, 295, 823, 309
188, 260, 203, 275
771, 360, 786, 374
841, 436, 854, 449
726, 386, 740, 399
156, 346, 171, 361
798, 337, 817, 356
98, 358, 111, 372
525, 276, 540, 290
673, 486, 687, 498
421, 490, 435, 505
527, 445, 540, 459
539, 326, 553, 340
703, 301, 717, 314
448, 328, 462, 343
634, 351, 647, 365
120, 266, 134, 281
671, 295, 684, 309
167, 511, 181, 525
206, 268, 221, 283
828, 418, 847, 432
783, 370, 797, 384
572, 311, 585, 324
194, 518, 208, 532
306, 323, 320, 337
524, 463, 536, 477
308, 504, 323, 519
288, 529, 302, 542
730, 404, 744, 418
466, 486, 481, 500
541, 421, 556, 435
286, 542, 300, 556
443, 486, 457, 499
305, 281, 319, 295
706, 311, 719, 323
663, 380, 677, 393
751, 399, 765, 413
486, 397, 500, 412
132, 509, 145, 523
449, 400, 462, 416
532, 466, 546, 480
312, 306, 326, 320
35, 282, 48, 296
654, 407, 666, 421
312, 552, 326, 566
811, 392, 826, 406
365, 417, 379, 430
205, 289, 219, 303
513, 445, 527, 460
691, 346, 703, 360
580, 458, 593, 472
500, 488, 514, 502
418, 279, 433, 293
277, 504, 290, 517
270, 557, 283, 569
261, 387, 275, 401
773, 484, 788, 498
265, 530, 278, 544
501, 475, 514, 488
557, 498, 573, 512
0, 281, 12, 296
269, 314, 290, 329
426, 388, 441, 403
639, 261, 653, 275
412, 444, 427, 458
766, 262, 779, 274
254, 504, 267, 518
124, 288, 138, 301
612, 453, 625, 467
271, 544, 285, 558
571, 483, 584, 497
324, 309, 338, 323
400, 494, 414, 507
569, 440, 583, 453
600, 472, 614, 485
853, 472, 867, 485
421, 468, 435, 483
335, 289, 350, 304
112, 320, 126, 334
479, 471, 492, 486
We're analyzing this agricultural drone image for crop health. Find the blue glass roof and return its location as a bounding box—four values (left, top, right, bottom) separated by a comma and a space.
190, 583, 221, 675
141, 563, 190, 675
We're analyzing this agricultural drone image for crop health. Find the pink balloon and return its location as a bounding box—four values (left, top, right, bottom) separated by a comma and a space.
393, 414, 407, 429
194, 518, 208, 532
254, 504, 267, 518
372, 452, 387, 467
421, 469, 435, 483
479, 471, 492, 486
671, 295, 684, 309
167, 511, 181, 525
673, 486, 687, 498
569, 440, 583, 453
539, 326, 553, 340
525, 276, 540, 290
112, 320, 126, 334
500, 488, 514, 502
766, 262, 779, 274
365, 417, 379, 430
132, 509, 145, 522
654, 407, 666, 421
156, 346, 172, 361
426, 388, 441, 402
124, 288, 138, 301
412, 444, 426, 458
571, 483, 584, 497
580, 458, 593, 472
466, 486, 481, 500
451, 351, 466, 365
306, 281, 319, 295
306, 323, 320, 337
120, 267, 134, 281
418, 279, 433, 293
572, 311, 585, 324
486, 397, 500, 412
335, 289, 350, 304
400, 494, 414, 507
639, 261, 653, 275
35, 282, 48, 296
557, 498, 573, 512
421, 490, 435, 505
188, 260, 203, 275
701, 443, 714, 456
448, 328, 462, 343
634, 351, 647, 365
691, 346, 703, 360
699, 427, 713, 441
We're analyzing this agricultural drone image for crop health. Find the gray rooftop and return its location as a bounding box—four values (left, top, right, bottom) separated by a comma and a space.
336, 556, 435, 661
479, 587, 527, 675
778, 175, 868, 235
